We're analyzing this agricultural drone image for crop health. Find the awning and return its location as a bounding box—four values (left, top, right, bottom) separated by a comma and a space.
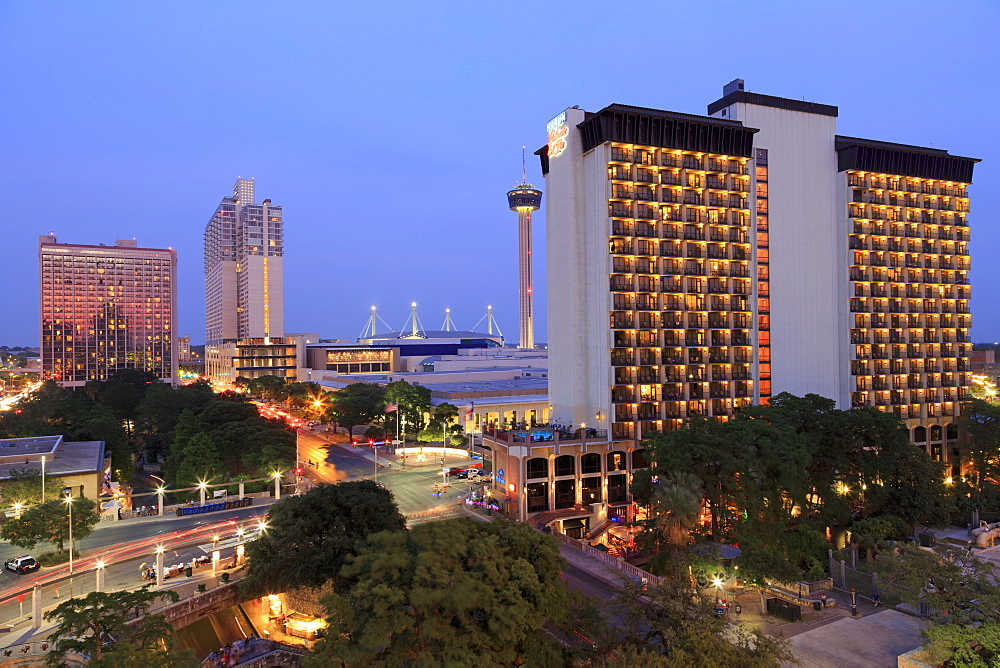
562, 519, 587, 530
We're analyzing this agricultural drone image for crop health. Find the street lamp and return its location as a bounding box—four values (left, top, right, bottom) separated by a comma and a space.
13, 502, 21, 519
40, 455, 45, 501
95, 560, 105, 593
156, 486, 166, 516
155, 545, 165, 587
197, 480, 208, 506
712, 576, 723, 603
257, 521, 267, 532
63, 494, 74, 574
272, 471, 283, 500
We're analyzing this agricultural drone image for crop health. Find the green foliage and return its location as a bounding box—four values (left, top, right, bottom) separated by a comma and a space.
0, 468, 55, 506
384, 380, 432, 434
43, 586, 190, 666
923, 621, 1000, 667
640, 392, 953, 583
850, 514, 909, 544
0, 497, 99, 551
310, 518, 570, 666
604, 576, 793, 667
239, 375, 290, 402
324, 383, 387, 436
869, 542, 1000, 625
632, 471, 702, 552
961, 398, 1000, 509
241, 480, 406, 595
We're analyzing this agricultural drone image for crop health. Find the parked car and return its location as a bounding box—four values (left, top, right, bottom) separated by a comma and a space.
4, 555, 40, 574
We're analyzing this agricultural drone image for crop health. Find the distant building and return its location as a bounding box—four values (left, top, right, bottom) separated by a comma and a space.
39, 236, 177, 387
204, 178, 289, 386
177, 335, 191, 362
206, 337, 297, 387
204, 177, 284, 343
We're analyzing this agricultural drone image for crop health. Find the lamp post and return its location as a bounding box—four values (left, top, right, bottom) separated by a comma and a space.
95, 561, 105, 593
40, 456, 45, 502
712, 576, 723, 604
13, 502, 21, 519
63, 494, 74, 574
273, 471, 282, 500
155, 545, 165, 587
198, 481, 207, 506
156, 486, 165, 516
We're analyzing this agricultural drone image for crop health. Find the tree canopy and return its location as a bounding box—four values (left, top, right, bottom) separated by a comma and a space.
1, 497, 99, 552
43, 586, 191, 667
311, 518, 571, 666
241, 480, 406, 594
639, 392, 953, 582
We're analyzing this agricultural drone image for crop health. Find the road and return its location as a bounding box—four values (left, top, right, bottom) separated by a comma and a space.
0, 512, 268, 631
0, 504, 271, 598
296, 429, 486, 516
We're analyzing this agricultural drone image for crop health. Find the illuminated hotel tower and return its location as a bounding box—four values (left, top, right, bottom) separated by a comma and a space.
540, 81, 977, 465
507, 155, 542, 350
39, 236, 178, 387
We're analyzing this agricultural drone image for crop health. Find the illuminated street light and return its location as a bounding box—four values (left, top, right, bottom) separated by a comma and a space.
273, 471, 283, 500
62, 493, 76, 574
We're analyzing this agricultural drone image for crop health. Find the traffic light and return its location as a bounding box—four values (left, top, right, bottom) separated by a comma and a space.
351, 440, 358, 447
295, 467, 303, 475
368, 439, 375, 446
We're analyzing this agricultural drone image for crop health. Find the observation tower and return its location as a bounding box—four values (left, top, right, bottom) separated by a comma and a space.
507, 150, 542, 350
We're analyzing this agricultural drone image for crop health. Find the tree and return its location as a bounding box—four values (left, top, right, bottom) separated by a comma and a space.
384, 380, 432, 435
1, 497, 100, 552
172, 433, 225, 490
961, 398, 1000, 504
632, 470, 703, 552
607, 577, 793, 667
241, 480, 406, 594
869, 542, 1000, 626
324, 383, 386, 437
923, 621, 1000, 667
0, 468, 53, 506
43, 587, 191, 666
245, 375, 288, 402
311, 518, 571, 666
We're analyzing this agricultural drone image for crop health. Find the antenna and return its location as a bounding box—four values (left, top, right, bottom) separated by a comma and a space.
521, 146, 527, 184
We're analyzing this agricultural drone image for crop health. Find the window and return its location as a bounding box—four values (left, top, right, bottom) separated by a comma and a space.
632, 449, 648, 469
581, 453, 601, 474
526, 458, 548, 479
607, 451, 626, 472
554, 455, 575, 477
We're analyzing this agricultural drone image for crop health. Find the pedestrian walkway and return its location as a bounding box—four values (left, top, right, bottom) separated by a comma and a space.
782, 609, 926, 667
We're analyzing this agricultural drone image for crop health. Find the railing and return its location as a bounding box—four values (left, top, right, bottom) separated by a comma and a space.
554, 530, 662, 587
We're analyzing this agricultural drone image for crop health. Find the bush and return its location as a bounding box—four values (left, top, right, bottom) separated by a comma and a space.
38, 550, 70, 567
851, 514, 909, 543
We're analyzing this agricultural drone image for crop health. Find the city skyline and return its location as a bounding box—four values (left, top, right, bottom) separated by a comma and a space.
0, 2, 996, 348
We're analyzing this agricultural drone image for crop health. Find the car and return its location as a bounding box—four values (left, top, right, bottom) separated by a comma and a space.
4, 555, 40, 574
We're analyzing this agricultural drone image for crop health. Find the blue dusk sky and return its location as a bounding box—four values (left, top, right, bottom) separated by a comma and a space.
0, 1, 997, 346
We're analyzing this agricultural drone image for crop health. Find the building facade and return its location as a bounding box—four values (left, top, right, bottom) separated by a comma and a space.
486, 81, 977, 527
204, 178, 286, 386
39, 236, 177, 387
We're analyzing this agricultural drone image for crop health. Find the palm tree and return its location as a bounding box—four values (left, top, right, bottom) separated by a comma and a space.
647, 472, 703, 550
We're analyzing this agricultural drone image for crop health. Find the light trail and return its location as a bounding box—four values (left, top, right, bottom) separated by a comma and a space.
0, 514, 267, 602
0, 380, 43, 412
